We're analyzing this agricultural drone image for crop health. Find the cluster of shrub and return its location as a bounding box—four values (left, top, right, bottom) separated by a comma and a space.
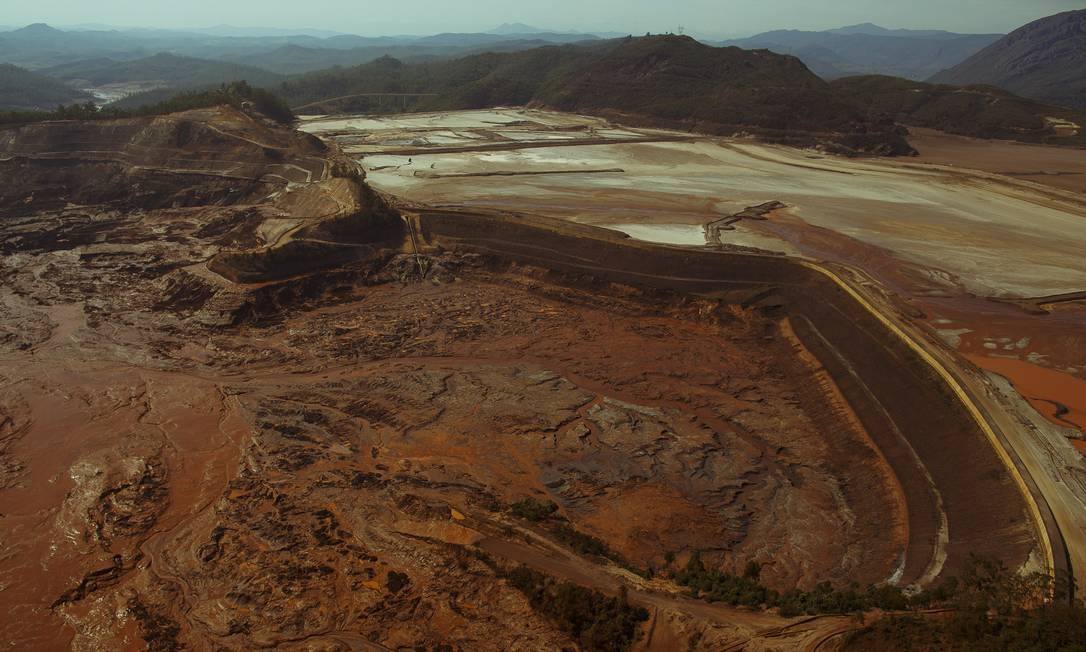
846, 556, 1085, 650
508, 497, 639, 574
674, 553, 931, 617
0, 81, 295, 127
509, 497, 559, 522
503, 566, 649, 652
675, 551, 1086, 649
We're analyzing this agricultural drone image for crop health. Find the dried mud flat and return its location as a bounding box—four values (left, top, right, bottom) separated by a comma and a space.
0, 106, 1059, 651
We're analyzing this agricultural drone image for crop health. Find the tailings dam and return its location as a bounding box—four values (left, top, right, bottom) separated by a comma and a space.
411, 207, 1051, 588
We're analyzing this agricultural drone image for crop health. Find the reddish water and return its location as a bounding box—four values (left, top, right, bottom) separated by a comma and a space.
966, 355, 1086, 441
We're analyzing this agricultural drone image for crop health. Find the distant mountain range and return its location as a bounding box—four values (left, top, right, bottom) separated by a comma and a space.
0, 21, 1006, 85
0, 22, 603, 76
224, 39, 593, 75
488, 23, 550, 36
720, 23, 1001, 80
3, 13, 1084, 135
0, 23, 601, 71
42, 53, 284, 91
185, 25, 347, 38
930, 9, 1086, 110
0, 22, 605, 100
827, 23, 959, 38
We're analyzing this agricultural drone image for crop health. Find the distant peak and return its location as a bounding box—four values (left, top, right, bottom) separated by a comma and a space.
18, 22, 62, 32
488, 22, 547, 35
827, 23, 890, 35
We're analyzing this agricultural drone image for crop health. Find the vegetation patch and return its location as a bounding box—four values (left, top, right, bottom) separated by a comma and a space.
832, 75, 1086, 145
509, 497, 559, 522
507, 497, 640, 573
844, 556, 1086, 650
551, 523, 611, 558
277, 35, 916, 155
0, 81, 294, 127
503, 565, 649, 652
675, 551, 1086, 648
0, 63, 91, 111
676, 552, 957, 616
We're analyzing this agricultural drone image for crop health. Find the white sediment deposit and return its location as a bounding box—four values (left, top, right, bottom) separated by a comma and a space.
304, 109, 1086, 299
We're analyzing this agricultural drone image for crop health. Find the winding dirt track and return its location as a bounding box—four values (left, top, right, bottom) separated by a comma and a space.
410, 208, 1055, 590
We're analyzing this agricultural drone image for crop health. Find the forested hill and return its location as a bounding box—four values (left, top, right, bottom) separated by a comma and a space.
0, 63, 92, 111
280, 35, 915, 156
832, 75, 1086, 145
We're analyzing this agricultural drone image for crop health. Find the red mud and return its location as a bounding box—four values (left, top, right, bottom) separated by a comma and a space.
966, 355, 1086, 437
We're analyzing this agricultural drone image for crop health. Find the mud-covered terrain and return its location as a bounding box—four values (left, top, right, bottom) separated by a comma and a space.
0, 108, 1046, 650
309, 109, 1086, 588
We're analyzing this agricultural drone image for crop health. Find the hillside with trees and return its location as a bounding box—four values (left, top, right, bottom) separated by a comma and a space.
0, 63, 92, 111
280, 36, 915, 156
42, 53, 283, 96
833, 74, 1086, 145
0, 81, 294, 127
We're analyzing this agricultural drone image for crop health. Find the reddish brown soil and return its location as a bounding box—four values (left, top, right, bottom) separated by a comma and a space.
415, 208, 1037, 586
0, 109, 934, 650
908, 127, 1086, 194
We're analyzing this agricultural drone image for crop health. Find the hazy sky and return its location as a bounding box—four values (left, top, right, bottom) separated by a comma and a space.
7, 0, 1085, 38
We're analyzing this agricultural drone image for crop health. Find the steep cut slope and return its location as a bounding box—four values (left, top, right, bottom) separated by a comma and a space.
0, 63, 91, 111
282, 36, 914, 155
833, 75, 1086, 144
930, 10, 1086, 109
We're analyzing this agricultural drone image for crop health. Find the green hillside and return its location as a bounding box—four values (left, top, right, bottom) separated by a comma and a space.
280, 36, 914, 155
0, 63, 91, 111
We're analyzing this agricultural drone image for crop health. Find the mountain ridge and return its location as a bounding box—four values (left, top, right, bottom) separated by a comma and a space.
930, 9, 1086, 109
722, 25, 1001, 80
280, 35, 915, 155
